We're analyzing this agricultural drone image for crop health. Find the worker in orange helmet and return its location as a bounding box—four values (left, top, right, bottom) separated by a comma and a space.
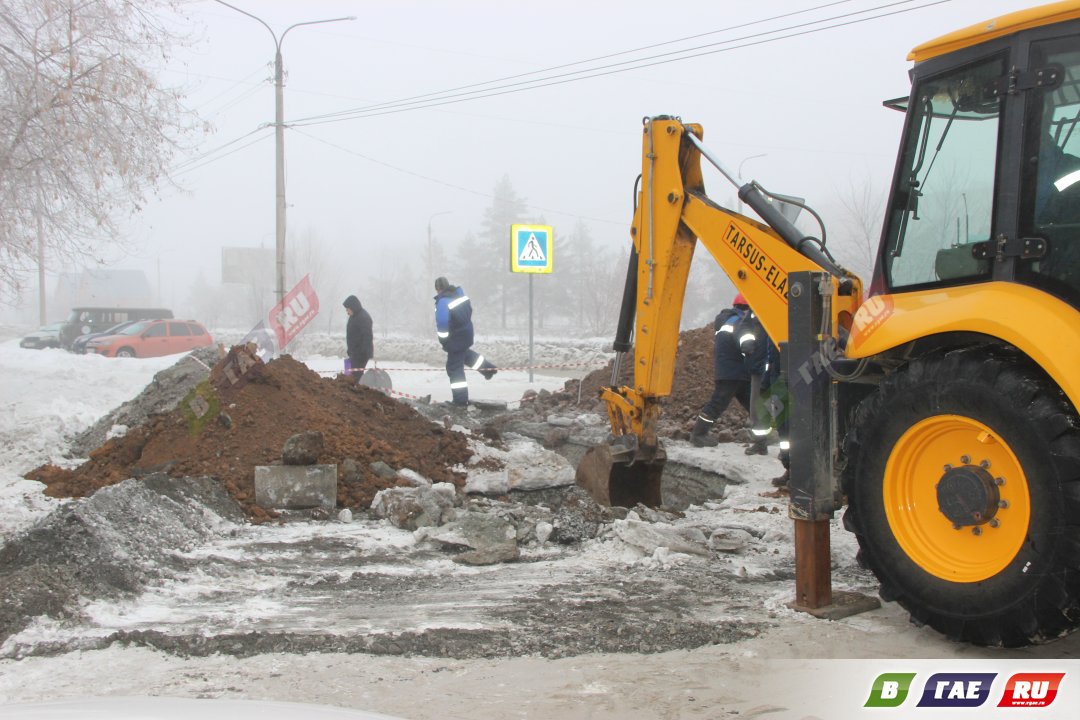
690, 293, 777, 453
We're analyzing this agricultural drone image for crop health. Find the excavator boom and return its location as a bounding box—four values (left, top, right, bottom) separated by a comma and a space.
579, 117, 862, 509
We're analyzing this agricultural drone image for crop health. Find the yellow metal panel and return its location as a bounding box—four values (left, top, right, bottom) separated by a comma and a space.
682, 196, 823, 345
846, 282, 1080, 412
631, 119, 699, 401
908, 0, 1080, 62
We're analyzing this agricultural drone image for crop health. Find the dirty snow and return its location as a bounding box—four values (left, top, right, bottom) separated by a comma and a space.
0, 333, 1078, 720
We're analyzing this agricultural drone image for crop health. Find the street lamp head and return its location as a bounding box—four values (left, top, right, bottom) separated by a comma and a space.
737, 153, 768, 180
213, 0, 356, 304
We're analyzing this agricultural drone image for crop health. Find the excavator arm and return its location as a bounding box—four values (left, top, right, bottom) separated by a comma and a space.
575, 114, 871, 616
589, 117, 862, 488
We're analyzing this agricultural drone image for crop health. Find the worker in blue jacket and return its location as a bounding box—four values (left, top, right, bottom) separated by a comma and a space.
434, 276, 497, 406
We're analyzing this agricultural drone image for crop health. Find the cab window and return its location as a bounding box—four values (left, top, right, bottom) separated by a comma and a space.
883, 56, 1003, 289
143, 323, 167, 338
1018, 38, 1080, 306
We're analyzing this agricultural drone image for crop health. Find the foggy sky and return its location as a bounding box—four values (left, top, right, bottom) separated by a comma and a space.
14, 0, 1041, 323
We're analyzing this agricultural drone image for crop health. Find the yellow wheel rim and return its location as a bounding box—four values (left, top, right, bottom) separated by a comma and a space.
883, 414, 1031, 583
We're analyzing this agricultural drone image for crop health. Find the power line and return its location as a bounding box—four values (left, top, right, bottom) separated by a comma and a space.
172, 128, 274, 177
289, 0, 948, 127
292, 0, 864, 124
291, 128, 627, 227
181, 0, 947, 174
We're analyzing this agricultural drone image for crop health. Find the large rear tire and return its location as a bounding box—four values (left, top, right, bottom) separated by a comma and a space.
842, 348, 1080, 646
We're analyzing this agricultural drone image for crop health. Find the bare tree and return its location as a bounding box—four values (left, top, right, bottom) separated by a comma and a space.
0, 0, 197, 299
578, 244, 626, 336
833, 175, 886, 280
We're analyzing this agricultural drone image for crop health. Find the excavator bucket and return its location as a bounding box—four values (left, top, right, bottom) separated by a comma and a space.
575, 443, 665, 508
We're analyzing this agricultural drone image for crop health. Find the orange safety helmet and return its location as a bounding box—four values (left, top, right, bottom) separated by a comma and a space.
733, 293, 748, 307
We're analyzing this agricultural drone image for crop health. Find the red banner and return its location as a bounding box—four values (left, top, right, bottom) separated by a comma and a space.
268, 275, 319, 348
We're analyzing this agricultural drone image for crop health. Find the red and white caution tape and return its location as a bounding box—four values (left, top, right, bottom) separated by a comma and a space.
334, 360, 608, 373
373, 387, 432, 402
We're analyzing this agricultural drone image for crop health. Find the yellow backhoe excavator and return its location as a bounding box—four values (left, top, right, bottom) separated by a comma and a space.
581, 0, 1080, 646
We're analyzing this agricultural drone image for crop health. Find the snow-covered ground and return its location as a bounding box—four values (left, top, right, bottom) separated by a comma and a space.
0, 336, 585, 540
0, 344, 179, 537
1, 336, 1078, 720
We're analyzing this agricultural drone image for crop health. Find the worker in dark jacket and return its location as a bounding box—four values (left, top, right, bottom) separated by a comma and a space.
434, 276, 497, 406
733, 309, 777, 455
691, 294, 775, 449
343, 295, 373, 380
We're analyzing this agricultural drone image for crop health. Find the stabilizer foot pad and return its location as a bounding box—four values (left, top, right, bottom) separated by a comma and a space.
787, 590, 881, 620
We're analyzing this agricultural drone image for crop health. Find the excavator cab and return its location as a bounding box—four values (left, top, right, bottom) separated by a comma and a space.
584, 1, 1080, 646
878, 22, 1080, 298
840, 4, 1080, 647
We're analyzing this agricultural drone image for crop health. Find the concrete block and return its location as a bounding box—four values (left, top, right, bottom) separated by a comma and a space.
254, 464, 338, 509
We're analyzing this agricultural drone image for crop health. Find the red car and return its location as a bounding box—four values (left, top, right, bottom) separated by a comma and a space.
85, 319, 213, 358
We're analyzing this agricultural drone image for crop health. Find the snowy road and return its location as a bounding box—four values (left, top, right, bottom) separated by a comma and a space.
1, 337, 1078, 720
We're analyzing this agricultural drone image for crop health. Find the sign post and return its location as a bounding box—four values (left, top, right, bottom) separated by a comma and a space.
510, 224, 554, 382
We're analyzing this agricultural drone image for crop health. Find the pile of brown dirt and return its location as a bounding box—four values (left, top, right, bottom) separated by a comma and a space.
525, 324, 749, 440
27, 351, 473, 522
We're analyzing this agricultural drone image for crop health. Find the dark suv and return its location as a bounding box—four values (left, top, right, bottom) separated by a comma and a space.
59, 307, 173, 350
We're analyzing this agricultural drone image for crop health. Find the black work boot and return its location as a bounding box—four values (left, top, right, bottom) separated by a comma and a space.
771, 469, 790, 488
690, 417, 719, 447
744, 437, 769, 455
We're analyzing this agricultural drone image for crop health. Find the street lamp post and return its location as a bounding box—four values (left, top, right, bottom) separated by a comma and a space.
214, 1, 354, 305
736, 153, 768, 215
427, 211, 452, 284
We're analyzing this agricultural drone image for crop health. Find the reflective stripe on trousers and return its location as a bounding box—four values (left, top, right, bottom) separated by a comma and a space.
446, 348, 470, 404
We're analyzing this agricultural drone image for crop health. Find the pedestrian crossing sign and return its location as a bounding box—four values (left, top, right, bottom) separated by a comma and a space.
510, 224, 553, 274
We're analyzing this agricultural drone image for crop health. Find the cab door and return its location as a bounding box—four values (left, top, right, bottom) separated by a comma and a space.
1016, 35, 1080, 307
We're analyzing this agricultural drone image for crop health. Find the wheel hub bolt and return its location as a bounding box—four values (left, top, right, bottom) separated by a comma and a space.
943, 464, 953, 472
972, 526, 983, 536
980, 459, 991, 468
961, 455, 971, 464
995, 477, 1005, 486
999, 499, 1009, 509
989, 519, 1000, 528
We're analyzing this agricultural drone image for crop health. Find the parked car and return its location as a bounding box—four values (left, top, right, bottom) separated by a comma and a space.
19, 321, 65, 350
85, 319, 213, 358
71, 320, 138, 354
59, 306, 173, 349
